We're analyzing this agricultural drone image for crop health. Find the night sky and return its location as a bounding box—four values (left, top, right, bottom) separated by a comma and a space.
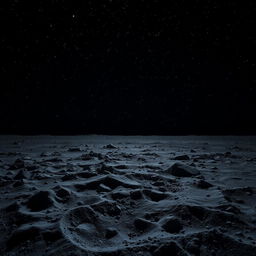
1, 1, 256, 134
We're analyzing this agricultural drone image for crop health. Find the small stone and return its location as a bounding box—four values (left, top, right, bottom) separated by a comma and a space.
196, 179, 213, 189
130, 190, 143, 200
9, 159, 25, 170
104, 144, 117, 149
165, 163, 200, 177
174, 155, 190, 160
14, 170, 27, 180
162, 217, 183, 233
134, 218, 154, 231
105, 228, 118, 239
13, 180, 24, 187
61, 174, 76, 181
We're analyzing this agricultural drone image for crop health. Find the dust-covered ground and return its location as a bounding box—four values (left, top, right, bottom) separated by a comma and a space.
0, 136, 256, 256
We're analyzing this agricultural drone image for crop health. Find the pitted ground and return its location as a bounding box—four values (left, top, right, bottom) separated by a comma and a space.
0, 136, 256, 256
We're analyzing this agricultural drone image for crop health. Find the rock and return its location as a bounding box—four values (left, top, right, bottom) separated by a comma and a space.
51, 151, 61, 156
104, 144, 117, 149
162, 216, 183, 233
80, 154, 94, 160
80, 151, 103, 160
9, 159, 25, 170
96, 164, 115, 174
196, 179, 213, 189
174, 155, 190, 160
54, 186, 71, 202
27, 191, 53, 211
75, 174, 140, 191
13, 180, 24, 187
111, 191, 130, 200
130, 190, 143, 200
224, 152, 232, 157
105, 228, 118, 239
61, 173, 76, 181
134, 218, 154, 231
143, 189, 167, 202
40, 152, 49, 157
13, 170, 27, 180
166, 163, 200, 177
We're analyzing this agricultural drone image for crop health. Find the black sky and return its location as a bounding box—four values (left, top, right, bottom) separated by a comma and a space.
1, 1, 256, 134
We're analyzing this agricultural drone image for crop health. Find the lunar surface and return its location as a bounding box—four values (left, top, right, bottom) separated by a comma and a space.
0, 135, 256, 255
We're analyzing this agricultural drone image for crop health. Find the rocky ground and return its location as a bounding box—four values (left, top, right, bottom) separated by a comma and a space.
0, 135, 256, 256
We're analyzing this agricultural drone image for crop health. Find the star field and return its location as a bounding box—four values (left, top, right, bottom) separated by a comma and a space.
1, 1, 256, 134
